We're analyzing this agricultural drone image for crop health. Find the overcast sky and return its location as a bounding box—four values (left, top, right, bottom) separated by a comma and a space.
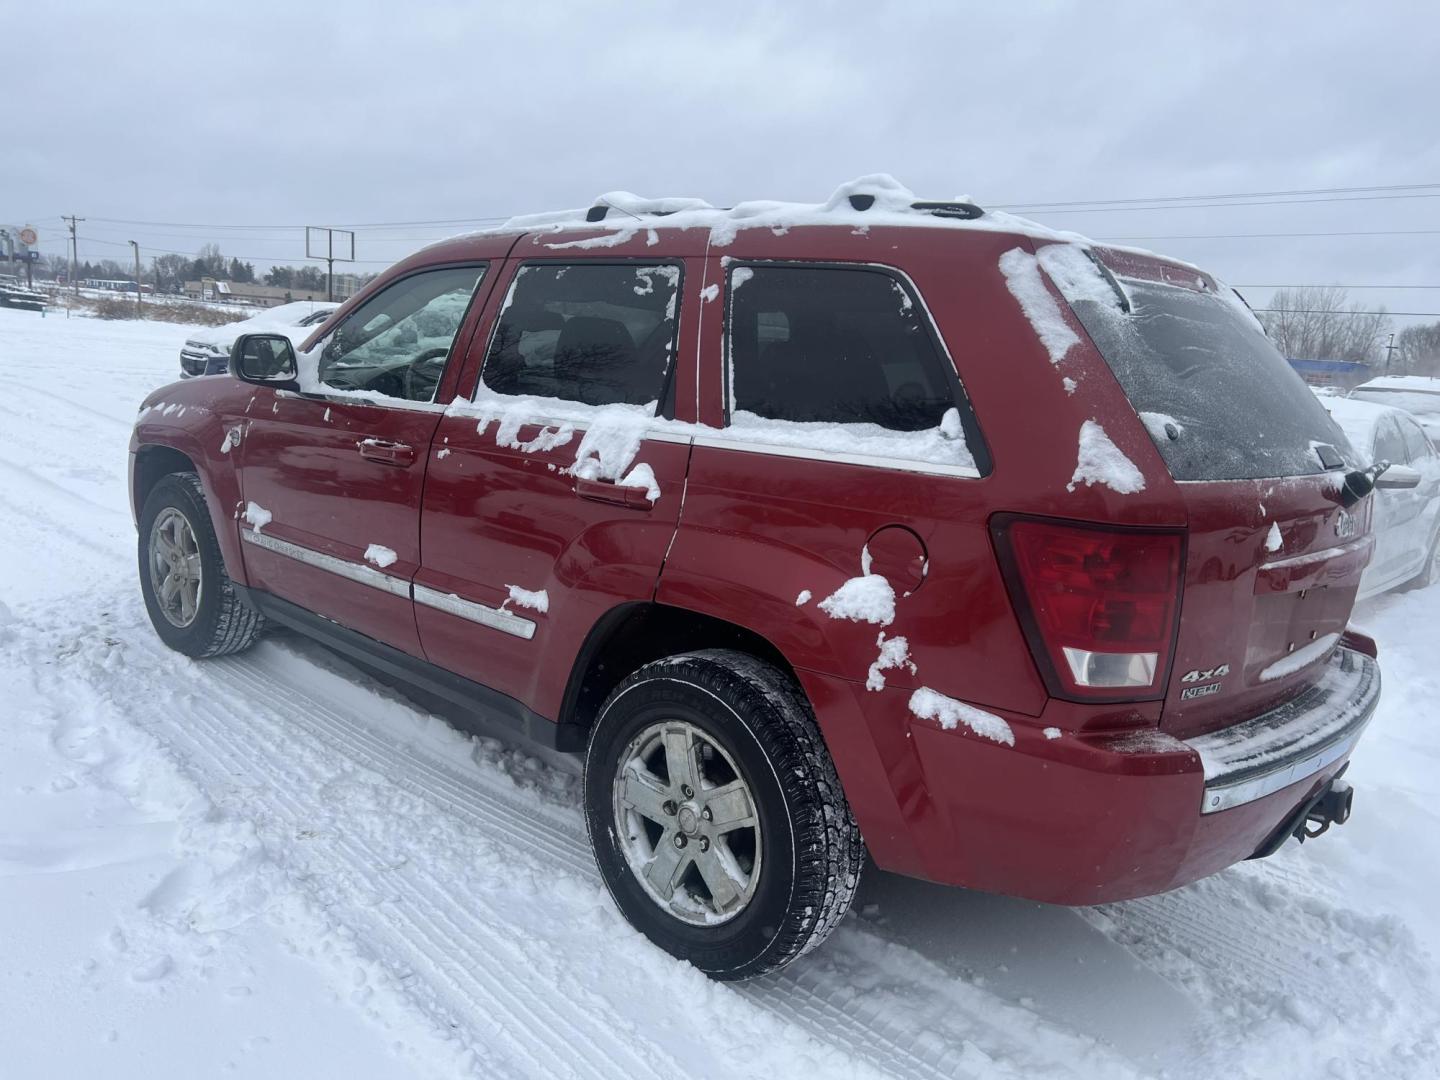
8, 1, 1440, 328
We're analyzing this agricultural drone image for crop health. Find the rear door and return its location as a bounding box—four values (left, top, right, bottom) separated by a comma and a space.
413, 253, 700, 721
1060, 250, 1373, 737
234, 263, 489, 656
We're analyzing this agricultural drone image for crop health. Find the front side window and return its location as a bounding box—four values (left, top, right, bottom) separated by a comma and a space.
313, 264, 485, 402
1374, 416, 1406, 464
1401, 418, 1434, 463
480, 263, 681, 408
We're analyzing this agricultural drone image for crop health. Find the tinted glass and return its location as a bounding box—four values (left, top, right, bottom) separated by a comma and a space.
481, 263, 680, 407
1068, 278, 1355, 480
728, 266, 955, 431
318, 265, 484, 401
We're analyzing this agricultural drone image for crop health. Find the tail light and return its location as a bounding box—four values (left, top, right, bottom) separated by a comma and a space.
993, 516, 1184, 701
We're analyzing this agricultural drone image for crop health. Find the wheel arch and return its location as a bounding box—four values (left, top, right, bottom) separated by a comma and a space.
132, 440, 250, 587
559, 601, 798, 737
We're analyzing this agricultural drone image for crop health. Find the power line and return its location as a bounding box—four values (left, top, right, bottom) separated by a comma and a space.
1253, 308, 1440, 317
1008, 192, 1440, 214
996, 181, 1440, 210
1238, 284, 1440, 290
1097, 229, 1440, 240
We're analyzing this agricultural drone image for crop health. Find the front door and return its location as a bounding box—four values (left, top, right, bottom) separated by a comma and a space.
235, 263, 490, 656
414, 254, 701, 722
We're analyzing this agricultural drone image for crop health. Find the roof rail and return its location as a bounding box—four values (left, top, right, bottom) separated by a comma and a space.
844, 193, 985, 219
908, 200, 985, 220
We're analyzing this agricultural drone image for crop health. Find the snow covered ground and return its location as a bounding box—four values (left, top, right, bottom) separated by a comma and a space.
1, 305, 1437, 1078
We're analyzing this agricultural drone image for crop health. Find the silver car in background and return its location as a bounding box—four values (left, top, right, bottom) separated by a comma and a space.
1351, 376, 1440, 448
1324, 395, 1440, 598
179, 301, 339, 377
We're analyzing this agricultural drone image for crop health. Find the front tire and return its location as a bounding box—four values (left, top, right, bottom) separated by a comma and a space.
138, 472, 263, 657
583, 650, 862, 980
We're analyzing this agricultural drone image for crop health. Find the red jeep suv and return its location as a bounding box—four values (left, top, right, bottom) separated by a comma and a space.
131, 178, 1398, 980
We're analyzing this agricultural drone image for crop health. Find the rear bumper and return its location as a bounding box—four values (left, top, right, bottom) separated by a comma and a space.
805, 645, 1379, 905
1188, 647, 1378, 813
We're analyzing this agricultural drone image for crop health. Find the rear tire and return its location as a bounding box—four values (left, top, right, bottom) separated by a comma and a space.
138, 472, 263, 657
583, 649, 863, 981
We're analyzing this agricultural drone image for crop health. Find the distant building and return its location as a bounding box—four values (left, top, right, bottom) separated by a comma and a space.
331, 273, 365, 301
181, 279, 329, 308
1287, 358, 1372, 390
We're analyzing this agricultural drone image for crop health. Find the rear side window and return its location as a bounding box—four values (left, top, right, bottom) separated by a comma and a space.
724, 264, 982, 472
481, 263, 680, 408
1062, 270, 1354, 480
729, 265, 956, 431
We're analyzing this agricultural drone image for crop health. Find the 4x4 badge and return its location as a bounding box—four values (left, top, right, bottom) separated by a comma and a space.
1335, 510, 1356, 539
1180, 664, 1230, 683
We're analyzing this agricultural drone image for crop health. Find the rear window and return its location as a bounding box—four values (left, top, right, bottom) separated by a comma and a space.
1065, 273, 1355, 480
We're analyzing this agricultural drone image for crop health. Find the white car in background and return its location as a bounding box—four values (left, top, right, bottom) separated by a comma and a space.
1350, 376, 1440, 448
179, 300, 339, 378
1324, 395, 1440, 598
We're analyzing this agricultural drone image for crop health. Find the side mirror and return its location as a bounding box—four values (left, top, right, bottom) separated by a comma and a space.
1375, 462, 1421, 490
231, 333, 299, 389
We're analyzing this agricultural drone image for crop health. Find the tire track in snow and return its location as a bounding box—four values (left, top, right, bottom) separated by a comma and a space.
43, 607, 1139, 1080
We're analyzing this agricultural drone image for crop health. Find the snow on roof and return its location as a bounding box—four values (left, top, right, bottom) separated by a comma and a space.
1354, 375, 1440, 393
447, 174, 1102, 252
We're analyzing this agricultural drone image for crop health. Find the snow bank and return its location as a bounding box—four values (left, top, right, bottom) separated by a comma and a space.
1068, 420, 1145, 494
908, 687, 1015, 746
817, 575, 896, 627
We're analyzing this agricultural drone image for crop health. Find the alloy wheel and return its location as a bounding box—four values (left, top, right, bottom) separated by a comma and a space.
611, 719, 762, 925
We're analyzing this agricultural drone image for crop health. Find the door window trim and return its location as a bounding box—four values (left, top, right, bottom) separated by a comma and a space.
718, 259, 992, 477
299, 260, 491, 412
472, 258, 687, 420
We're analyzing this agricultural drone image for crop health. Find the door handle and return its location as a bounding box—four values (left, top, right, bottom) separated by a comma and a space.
574, 477, 653, 509
358, 437, 416, 466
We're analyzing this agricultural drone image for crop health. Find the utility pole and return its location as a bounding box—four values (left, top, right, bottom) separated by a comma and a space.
129, 240, 142, 316
1384, 332, 1398, 371
62, 215, 84, 293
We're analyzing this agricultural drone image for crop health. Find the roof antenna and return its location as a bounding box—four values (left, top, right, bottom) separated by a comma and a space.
586, 197, 644, 224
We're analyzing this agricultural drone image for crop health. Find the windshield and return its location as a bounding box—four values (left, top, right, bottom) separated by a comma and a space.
1066, 275, 1357, 480
1350, 387, 1440, 419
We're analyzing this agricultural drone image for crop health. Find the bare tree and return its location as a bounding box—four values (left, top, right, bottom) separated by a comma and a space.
1394, 322, 1440, 377
1258, 287, 1391, 364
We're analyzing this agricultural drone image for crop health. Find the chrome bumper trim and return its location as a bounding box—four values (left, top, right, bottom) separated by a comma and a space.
1188, 647, 1379, 814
